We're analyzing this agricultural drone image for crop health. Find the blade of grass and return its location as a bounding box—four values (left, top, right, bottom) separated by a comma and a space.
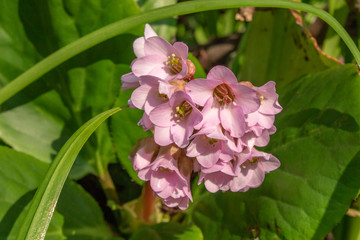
15, 107, 121, 240
0, 0, 359, 105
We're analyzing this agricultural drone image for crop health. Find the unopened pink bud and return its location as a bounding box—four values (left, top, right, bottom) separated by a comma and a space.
239, 81, 254, 88
183, 59, 196, 81
168, 79, 186, 92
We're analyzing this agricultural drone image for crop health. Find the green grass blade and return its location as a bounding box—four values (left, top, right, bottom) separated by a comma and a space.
0, 0, 358, 105
15, 107, 122, 240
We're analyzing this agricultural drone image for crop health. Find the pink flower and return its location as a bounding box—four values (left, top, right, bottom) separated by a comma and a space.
149, 146, 193, 210
130, 75, 169, 115
129, 136, 160, 178
149, 91, 202, 148
198, 160, 236, 193
186, 125, 234, 168
230, 148, 280, 192
186, 66, 260, 137
241, 125, 277, 149
130, 24, 188, 81
121, 24, 158, 90
121, 72, 140, 91
245, 81, 282, 129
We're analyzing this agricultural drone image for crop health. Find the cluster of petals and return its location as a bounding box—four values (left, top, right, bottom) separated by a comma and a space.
123, 24, 282, 210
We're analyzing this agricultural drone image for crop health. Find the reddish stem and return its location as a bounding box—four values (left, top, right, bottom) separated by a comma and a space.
141, 181, 156, 223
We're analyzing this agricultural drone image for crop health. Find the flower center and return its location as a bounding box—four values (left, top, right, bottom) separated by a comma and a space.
257, 93, 264, 105
213, 83, 235, 105
241, 157, 259, 169
157, 93, 169, 101
174, 101, 192, 122
159, 167, 174, 173
208, 138, 218, 146
166, 53, 182, 75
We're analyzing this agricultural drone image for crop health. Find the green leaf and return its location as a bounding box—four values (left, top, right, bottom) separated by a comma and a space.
0, 146, 117, 240
190, 64, 360, 240
0, 0, 142, 178
15, 107, 121, 240
0, 90, 70, 163
0, 146, 65, 240
232, 9, 340, 88
130, 223, 203, 240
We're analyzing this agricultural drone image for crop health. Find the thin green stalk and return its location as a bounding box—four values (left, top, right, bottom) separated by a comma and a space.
0, 0, 358, 105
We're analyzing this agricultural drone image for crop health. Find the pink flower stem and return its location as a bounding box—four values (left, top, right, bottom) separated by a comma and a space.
141, 181, 156, 223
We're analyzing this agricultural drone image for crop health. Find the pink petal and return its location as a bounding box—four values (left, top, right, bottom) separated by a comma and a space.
207, 65, 238, 85
245, 111, 259, 127
186, 137, 204, 157
186, 79, 221, 106
149, 103, 173, 127
187, 106, 203, 128
219, 144, 234, 161
144, 91, 168, 115
196, 149, 221, 168
121, 72, 140, 90
232, 84, 260, 114
130, 84, 152, 110
138, 113, 154, 131
138, 167, 152, 181
260, 154, 281, 172
220, 105, 245, 138
173, 42, 188, 59
150, 172, 170, 192
131, 55, 167, 77
133, 37, 145, 58
245, 167, 265, 188
258, 114, 275, 129
177, 197, 190, 210
256, 81, 282, 115
170, 122, 190, 148
144, 24, 158, 39
204, 177, 221, 193
254, 130, 270, 147
144, 36, 173, 56
133, 149, 152, 171
260, 99, 283, 115
195, 98, 220, 129
154, 126, 172, 146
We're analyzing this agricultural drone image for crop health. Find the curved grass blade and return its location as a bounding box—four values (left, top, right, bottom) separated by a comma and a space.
15, 107, 122, 240
0, 0, 358, 105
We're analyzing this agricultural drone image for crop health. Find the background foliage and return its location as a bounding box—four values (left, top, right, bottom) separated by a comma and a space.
1, 0, 360, 239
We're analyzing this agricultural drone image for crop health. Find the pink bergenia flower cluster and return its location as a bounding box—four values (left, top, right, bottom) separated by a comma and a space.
122, 24, 282, 210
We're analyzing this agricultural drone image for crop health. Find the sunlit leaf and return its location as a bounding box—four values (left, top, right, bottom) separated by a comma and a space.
191, 64, 360, 240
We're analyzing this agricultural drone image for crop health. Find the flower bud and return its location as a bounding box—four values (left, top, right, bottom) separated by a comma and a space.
183, 59, 196, 81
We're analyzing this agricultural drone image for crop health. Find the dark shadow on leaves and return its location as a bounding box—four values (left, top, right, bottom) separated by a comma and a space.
312, 150, 360, 240
0, 189, 36, 239
281, 108, 359, 132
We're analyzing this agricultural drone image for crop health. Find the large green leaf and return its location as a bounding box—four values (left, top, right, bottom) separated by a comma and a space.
232, 9, 340, 88
130, 223, 203, 240
16, 107, 121, 240
190, 64, 360, 239
0, 146, 117, 240
0, 90, 70, 163
0, 0, 142, 178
